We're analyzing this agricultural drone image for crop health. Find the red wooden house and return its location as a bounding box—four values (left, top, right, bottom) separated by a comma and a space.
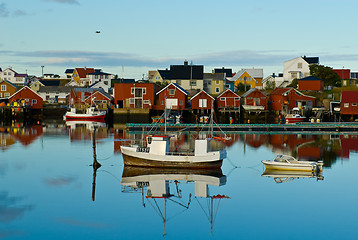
190, 90, 215, 113
269, 88, 315, 112
155, 83, 189, 111
340, 91, 358, 115
240, 88, 268, 110
84, 91, 111, 110
298, 76, 324, 91
114, 82, 160, 109
216, 89, 240, 110
8, 86, 43, 109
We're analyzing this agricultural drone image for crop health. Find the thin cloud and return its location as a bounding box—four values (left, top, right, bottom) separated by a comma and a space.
43, 0, 80, 4
44, 176, 76, 187
0, 3, 28, 17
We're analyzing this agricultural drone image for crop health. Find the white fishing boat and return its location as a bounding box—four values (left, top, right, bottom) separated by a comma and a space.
64, 107, 106, 121
262, 154, 323, 172
121, 101, 228, 169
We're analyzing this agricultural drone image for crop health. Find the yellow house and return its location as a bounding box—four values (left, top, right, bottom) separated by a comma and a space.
203, 73, 226, 95
150, 69, 171, 84
72, 68, 95, 86
232, 68, 263, 89
30, 80, 45, 93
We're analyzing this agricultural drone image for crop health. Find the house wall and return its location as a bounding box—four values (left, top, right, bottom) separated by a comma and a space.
191, 91, 214, 110
270, 89, 315, 111
217, 90, 240, 108
170, 79, 204, 92
234, 72, 262, 89
156, 84, 187, 110
283, 57, 310, 83
340, 95, 358, 115
211, 80, 225, 95
298, 80, 323, 91
244, 90, 268, 108
9, 87, 43, 109
0, 81, 17, 98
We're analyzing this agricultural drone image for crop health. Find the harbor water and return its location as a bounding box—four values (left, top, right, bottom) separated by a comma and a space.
0, 123, 357, 239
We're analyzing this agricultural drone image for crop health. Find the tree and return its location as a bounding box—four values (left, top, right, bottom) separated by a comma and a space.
265, 80, 275, 90
287, 78, 298, 88
310, 64, 341, 87
236, 83, 251, 92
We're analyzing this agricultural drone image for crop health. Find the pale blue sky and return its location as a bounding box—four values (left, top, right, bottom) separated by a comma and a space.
1, 0, 357, 79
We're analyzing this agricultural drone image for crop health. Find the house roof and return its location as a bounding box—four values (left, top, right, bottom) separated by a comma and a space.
190, 90, 215, 101
14, 73, 27, 77
341, 91, 358, 103
214, 68, 233, 77
170, 61, 203, 80
270, 87, 315, 99
298, 76, 322, 81
302, 56, 319, 65
39, 80, 61, 86
9, 86, 42, 99
38, 86, 72, 93
216, 89, 240, 99
229, 68, 263, 82
65, 69, 74, 74
241, 88, 267, 98
75, 68, 95, 78
84, 90, 111, 102
158, 69, 171, 80
203, 73, 225, 81
87, 69, 111, 76
156, 82, 189, 96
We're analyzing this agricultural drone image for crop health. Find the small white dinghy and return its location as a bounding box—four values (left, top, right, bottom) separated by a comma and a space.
262, 154, 323, 172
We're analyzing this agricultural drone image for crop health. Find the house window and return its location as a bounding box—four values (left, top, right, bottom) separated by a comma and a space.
216, 80, 220, 85
190, 80, 197, 86
46, 95, 50, 100
199, 99, 207, 108
215, 87, 220, 93
1, 85, 6, 91
161, 100, 164, 105
105, 75, 108, 79
130, 98, 135, 104
235, 98, 240, 101
142, 88, 146, 95
143, 100, 150, 104
220, 97, 225, 101
8, 72, 11, 76
249, 77, 251, 81
353, 103, 357, 107
169, 89, 175, 95
0, 93, 2, 97
32, 99, 37, 104
298, 63, 302, 68
131, 88, 134, 94
4, 92, 10, 97
344, 103, 349, 108
179, 100, 183, 105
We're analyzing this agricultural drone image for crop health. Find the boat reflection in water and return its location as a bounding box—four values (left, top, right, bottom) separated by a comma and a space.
120, 166, 229, 236
262, 169, 324, 183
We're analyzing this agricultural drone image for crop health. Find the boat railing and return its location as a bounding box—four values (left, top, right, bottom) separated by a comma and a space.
166, 151, 195, 156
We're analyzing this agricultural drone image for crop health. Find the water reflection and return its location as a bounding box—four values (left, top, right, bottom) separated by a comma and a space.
120, 166, 228, 236
262, 169, 324, 183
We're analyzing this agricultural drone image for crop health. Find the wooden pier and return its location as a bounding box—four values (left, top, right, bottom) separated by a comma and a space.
126, 122, 358, 134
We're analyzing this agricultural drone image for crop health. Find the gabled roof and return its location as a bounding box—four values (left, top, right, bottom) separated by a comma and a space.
302, 56, 319, 65
14, 73, 27, 77
75, 68, 95, 78
38, 86, 72, 93
270, 87, 315, 99
241, 88, 267, 98
203, 73, 226, 81
0, 80, 18, 89
298, 76, 322, 81
156, 82, 189, 96
341, 91, 358, 103
229, 68, 263, 82
87, 69, 111, 76
9, 86, 42, 99
158, 69, 171, 80
214, 68, 233, 77
65, 69, 74, 74
216, 89, 240, 99
190, 90, 215, 101
84, 90, 111, 102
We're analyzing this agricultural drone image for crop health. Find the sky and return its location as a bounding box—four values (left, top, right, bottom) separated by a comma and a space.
1, 0, 358, 79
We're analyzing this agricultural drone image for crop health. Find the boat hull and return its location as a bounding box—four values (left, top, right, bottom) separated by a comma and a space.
65, 112, 106, 121
262, 161, 316, 172
285, 117, 306, 124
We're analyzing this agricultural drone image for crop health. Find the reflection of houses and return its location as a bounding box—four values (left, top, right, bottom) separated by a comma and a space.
339, 135, 358, 159
155, 83, 189, 111
297, 146, 322, 160
269, 87, 315, 112
8, 125, 43, 146
114, 83, 160, 109
269, 134, 314, 153
245, 134, 269, 148
0, 131, 16, 151
9, 87, 43, 109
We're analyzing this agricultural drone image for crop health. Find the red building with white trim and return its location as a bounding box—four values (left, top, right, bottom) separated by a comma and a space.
155, 83, 189, 111
340, 91, 358, 115
216, 89, 240, 110
8, 86, 43, 109
269, 88, 315, 112
190, 90, 215, 113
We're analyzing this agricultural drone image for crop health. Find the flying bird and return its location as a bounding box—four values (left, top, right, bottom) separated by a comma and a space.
95, 31, 101, 34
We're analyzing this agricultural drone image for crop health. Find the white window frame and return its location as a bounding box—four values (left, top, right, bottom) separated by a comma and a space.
344, 103, 349, 108
199, 99, 207, 108
169, 89, 175, 95
1, 85, 6, 91
130, 98, 135, 104
4, 92, 10, 97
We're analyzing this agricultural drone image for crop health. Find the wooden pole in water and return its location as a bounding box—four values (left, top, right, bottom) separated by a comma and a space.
92, 127, 101, 201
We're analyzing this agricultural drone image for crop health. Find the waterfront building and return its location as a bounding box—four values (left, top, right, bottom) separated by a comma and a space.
203, 72, 226, 95
190, 90, 215, 114
240, 88, 268, 110
8, 86, 43, 109
269, 87, 316, 112
155, 83, 189, 111
113, 82, 160, 109
216, 89, 240, 110
340, 91, 358, 116
333, 68, 357, 87
38, 86, 72, 103
83, 90, 111, 110
87, 69, 114, 93
72, 67, 95, 86
69, 88, 106, 106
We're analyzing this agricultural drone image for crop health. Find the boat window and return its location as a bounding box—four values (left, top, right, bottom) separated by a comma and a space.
147, 137, 152, 144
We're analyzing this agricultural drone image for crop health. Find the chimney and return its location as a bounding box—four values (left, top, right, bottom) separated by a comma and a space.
184, 60, 188, 66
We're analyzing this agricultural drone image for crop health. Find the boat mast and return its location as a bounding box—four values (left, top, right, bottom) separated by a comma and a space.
164, 97, 167, 134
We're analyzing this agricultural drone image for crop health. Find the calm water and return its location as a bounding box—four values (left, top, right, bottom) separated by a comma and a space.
1, 123, 358, 239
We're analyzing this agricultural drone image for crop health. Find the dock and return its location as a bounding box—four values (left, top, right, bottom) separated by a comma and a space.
126, 122, 358, 134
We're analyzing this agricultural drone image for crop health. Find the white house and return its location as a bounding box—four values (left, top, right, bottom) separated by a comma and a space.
87, 69, 113, 93
0, 67, 27, 86
275, 56, 319, 87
